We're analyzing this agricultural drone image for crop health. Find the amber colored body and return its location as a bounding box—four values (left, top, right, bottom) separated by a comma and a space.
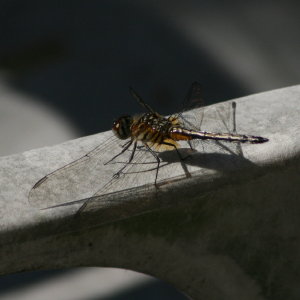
126, 112, 268, 153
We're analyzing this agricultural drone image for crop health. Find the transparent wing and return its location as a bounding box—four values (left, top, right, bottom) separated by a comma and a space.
179, 81, 205, 114
29, 133, 165, 210
29, 83, 244, 213
199, 100, 244, 155
178, 96, 244, 155
29, 133, 129, 209
76, 146, 177, 214
176, 81, 205, 131
95, 147, 159, 196
215, 101, 243, 157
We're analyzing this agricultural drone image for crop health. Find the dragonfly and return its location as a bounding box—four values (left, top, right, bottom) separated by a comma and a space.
29, 82, 268, 211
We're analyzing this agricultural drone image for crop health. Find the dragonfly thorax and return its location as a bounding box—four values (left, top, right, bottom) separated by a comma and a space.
112, 115, 133, 140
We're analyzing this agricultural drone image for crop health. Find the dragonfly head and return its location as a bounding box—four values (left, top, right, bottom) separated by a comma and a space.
112, 115, 133, 139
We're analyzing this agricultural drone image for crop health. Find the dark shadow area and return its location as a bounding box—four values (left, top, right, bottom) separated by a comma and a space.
159, 146, 256, 172
0, 269, 70, 293
0, 0, 247, 136
0, 269, 188, 300
116, 145, 256, 178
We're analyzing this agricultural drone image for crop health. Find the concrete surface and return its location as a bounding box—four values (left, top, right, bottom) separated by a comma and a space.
0, 85, 299, 299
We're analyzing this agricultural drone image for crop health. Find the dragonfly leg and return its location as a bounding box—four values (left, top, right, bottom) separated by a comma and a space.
121, 140, 132, 148
161, 141, 191, 179
188, 140, 194, 151
113, 141, 137, 178
144, 143, 160, 187
104, 139, 133, 165
162, 141, 190, 161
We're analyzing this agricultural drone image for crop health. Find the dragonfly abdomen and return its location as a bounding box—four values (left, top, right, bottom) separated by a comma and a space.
170, 127, 268, 144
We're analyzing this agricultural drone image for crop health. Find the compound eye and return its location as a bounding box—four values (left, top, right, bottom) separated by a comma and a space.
112, 116, 132, 139
113, 120, 120, 131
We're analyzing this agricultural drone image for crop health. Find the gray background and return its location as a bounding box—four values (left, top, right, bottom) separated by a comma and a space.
0, 0, 299, 299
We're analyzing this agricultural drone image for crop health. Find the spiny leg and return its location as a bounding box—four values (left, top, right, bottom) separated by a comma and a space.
144, 143, 160, 187
161, 141, 191, 179
121, 140, 132, 148
77, 141, 137, 217
162, 141, 185, 160
113, 140, 138, 178
104, 139, 133, 165
163, 141, 191, 161
188, 140, 194, 151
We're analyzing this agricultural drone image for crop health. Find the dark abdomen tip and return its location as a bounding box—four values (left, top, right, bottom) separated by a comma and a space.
252, 136, 269, 143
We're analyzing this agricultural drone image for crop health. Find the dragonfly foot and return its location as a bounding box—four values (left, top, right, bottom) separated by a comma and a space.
113, 172, 121, 179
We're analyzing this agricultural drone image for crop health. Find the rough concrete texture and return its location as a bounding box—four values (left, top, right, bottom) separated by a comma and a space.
0, 85, 299, 299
